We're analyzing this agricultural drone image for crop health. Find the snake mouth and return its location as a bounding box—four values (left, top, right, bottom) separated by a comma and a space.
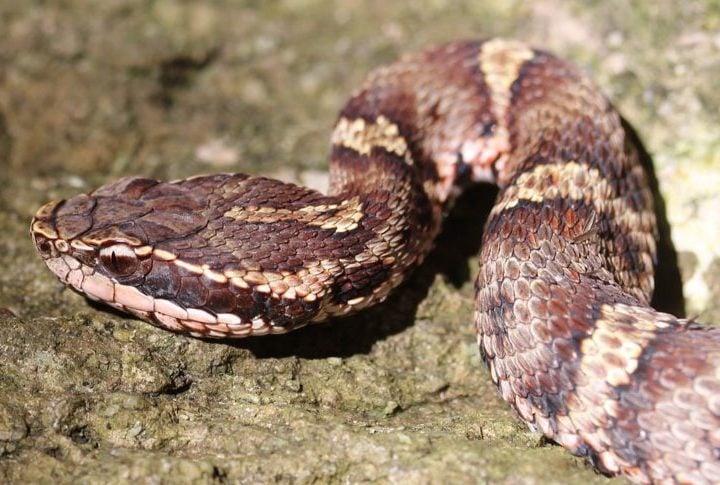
30, 199, 87, 288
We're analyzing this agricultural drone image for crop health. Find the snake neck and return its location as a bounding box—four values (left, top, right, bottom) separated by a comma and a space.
324, 40, 521, 286
321, 43, 495, 304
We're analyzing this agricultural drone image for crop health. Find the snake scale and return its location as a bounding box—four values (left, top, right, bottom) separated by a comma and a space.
31, 39, 720, 483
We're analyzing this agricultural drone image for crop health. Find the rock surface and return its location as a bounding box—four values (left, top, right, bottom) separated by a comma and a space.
1, 1, 719, 483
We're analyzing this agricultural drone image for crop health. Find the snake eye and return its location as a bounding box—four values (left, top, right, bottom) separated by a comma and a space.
99, 244, 139, 277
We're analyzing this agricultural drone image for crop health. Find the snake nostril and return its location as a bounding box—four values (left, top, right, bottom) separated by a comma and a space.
37, 238, 53, 257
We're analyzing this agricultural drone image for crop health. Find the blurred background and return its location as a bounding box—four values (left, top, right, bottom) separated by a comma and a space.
0, 1, 718, 483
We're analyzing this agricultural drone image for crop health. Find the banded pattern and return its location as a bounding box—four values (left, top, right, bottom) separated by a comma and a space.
31, 39, 720, 482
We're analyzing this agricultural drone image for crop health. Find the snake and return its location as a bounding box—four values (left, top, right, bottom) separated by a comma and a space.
30, 39, 720, 483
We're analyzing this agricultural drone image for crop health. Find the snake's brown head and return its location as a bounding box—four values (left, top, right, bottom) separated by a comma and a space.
30, 177, 177, 299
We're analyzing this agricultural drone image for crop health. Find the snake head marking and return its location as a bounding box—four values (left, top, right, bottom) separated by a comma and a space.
30, 175, 204, 288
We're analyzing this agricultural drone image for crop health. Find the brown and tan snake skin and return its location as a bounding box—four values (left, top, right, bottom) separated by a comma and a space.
30, 39, 720, 483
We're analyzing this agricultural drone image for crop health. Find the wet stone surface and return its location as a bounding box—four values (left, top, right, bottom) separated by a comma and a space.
1, 1, 719, 483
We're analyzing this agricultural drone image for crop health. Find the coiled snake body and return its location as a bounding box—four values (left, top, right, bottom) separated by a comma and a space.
31, 39, 720, 483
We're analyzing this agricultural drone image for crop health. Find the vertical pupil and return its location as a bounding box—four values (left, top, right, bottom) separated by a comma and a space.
100, 244, 139, 277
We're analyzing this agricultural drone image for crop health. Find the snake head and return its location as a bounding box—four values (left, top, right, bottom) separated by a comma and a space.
30, 176, 217, 328
31, 176, 187, 284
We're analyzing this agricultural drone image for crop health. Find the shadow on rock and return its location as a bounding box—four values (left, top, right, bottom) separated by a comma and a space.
622, 117, 685, 317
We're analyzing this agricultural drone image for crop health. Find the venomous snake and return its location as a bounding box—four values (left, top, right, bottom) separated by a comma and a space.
30, 39, 720, 483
